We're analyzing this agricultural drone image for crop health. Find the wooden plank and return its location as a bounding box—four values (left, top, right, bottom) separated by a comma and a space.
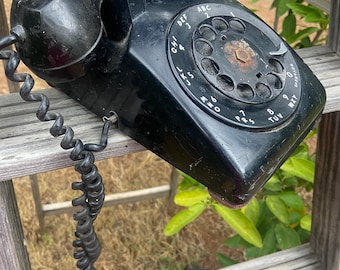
265, 255, 320, 270
0, 89, 145, 181
0, 0, 20, 93
296, 47, 340, 114
309, 2, 340, 269
311, 111, 340, 270
221, 243, 320, 270
306, 0, 331, 13
42, 185, 171, 216
0, 180, 31, 270
30, 175, 45, 231
0, 46, 339, 182
328, 0, 340, 54
299, 266, 323, 270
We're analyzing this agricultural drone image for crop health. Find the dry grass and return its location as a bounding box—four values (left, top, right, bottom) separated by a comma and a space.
0, 1, 282, 269
13, 152, 241, 270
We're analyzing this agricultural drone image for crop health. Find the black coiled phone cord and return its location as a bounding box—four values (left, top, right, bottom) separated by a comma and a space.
0, 34, 113, 270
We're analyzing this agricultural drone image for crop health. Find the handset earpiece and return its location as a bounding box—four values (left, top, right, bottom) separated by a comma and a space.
10, 0, 104, 83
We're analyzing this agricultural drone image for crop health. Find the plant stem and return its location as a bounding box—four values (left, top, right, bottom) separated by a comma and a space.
273, 8, 279, 31
311, 29, 324, 46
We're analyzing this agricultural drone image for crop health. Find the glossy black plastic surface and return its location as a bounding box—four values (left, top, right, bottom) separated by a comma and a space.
13, 0, 326, 207
10, 0, 104, 83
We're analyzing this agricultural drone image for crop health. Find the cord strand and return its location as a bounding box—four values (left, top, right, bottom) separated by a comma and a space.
0, 35, 112, 270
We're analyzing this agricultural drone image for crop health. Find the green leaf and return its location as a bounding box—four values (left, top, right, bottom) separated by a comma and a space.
258, 225, 277, 256
300, 215, 312, 231
305, 11, 329, 25
264, 174, 282, 192
242, 198, 260, 225
276, 192, 305, 211
224, 234, 253, 248
285, 27, 320, 44
174, 189, 209, 207
275, 223, 301, 250
290, 142, 309, 159
256, 200, 272, 227
306, 129, 317, 139
297, 227, 311, 242
246, 221, 278, 259
246, 246, 260, 259
271, 0, 281, 9
282, 176, 298, 188
286, 3, 315, 16
177, 171, 204, 190
281, 157, 315, 183
289, 211, 303, 227
306, 182, 314, 192
214, 204, 263, 248
216, 253, 238, 267
281, 11, 296, 38
266, 196, 290, 225
299, 36, 312, 48
163, 203, 206, 236
276, 0, 295, 17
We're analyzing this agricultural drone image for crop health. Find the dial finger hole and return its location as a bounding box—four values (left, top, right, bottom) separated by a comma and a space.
256, 83, 272, 99
269, 58, 284, 73
201, 58, 220, 75
217, 74, 234, 92
199, 25, 217, 41
211, 17, 229, 32
229, 18, 246, 33
267, 73, 283, 89
195, 39, 213, 56
237, 83, 254, 100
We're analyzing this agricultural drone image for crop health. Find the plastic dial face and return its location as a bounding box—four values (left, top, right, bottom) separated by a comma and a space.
167, 3, 302, 129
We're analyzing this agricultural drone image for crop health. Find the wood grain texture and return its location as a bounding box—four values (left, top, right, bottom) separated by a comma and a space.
329, 0, 340, 54
306, 0, 331, 13
0, 3, 30, 270
0, 0, 20, 93
221, 243, 320, 270
296, 46, 340, 115
0, 46, 339, 181
0, 181, 31, 270
309, 3, 340, 269
311, 112, 340, 270
42, 185, 171, 216
0, 89, 145, 181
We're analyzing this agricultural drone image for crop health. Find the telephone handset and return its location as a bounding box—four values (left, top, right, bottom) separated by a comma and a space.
8, 0, 325, 207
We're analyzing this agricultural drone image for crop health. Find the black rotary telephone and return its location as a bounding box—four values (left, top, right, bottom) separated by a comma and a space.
0, 0, 326, 269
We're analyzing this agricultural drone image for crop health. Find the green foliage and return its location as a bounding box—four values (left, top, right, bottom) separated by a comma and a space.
274, 0, 329, 47
164, 202, 207, 236
216, 253, 238, 267
164, 131, 316, 267
214, 203, 263, 248
223, 146, 314, 262
251, 0, 329, 47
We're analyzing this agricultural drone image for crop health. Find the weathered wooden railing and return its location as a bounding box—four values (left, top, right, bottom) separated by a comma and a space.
0, 0, 339, 269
